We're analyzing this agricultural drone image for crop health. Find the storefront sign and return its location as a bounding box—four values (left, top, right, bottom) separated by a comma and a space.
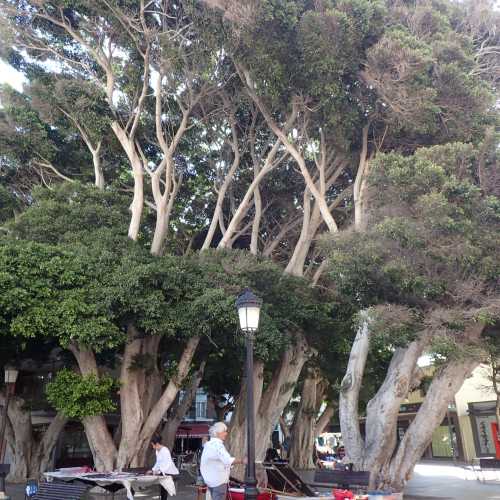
491, 422, 500, 459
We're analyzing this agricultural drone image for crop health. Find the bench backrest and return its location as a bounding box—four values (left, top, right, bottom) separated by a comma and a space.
122, 467, 148, 474
32, 481, 90, 500
314, 469, 370, 487
479, 458, 500, 469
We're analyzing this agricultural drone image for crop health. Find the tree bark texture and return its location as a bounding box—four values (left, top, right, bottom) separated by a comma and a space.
339, 317, 485, 491
339, 313, 371, 466
383, 356, 480, 491
111, 123, 144, 241
362, 339, 425, 480
288, 372, 334, 470
162, 362, 206, 450
0, 393, 67, 481
353, 125, 370, 231
202, 112, 241, 250
288, 370, 319, 469
69, 334, 200, 470
237, 65, 339, 234
316, 405, 335, 436
227, 332, 310, 480
92, 147, 105, 190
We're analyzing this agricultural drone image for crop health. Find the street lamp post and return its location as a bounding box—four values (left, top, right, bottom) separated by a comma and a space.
236, 289, 262, 500
0, 366, 18, 500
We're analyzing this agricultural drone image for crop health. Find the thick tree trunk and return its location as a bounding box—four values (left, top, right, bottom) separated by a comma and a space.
362, 340, 425, 481
132, 336, 201, 466
285, 197, 324, 277
255, 332, 311, 464
1, 393, 67, 481
289, 371, 318, 469
383, 356, 480, 491
250, 186, 262, 255
6, 398, 31, 481
226, 331, 311, 481
339, 319, 426, 483
162, 362, 206, 450
117, 327, 144, 469
316, 405, 335, 436
339, 319, 484, 491
69, 334, 199, 471
149, 158, 182, 257
32, 413, 68, 477
68, 344, 118, 471
151, 199, 169, 257
127, 162, 144, 242
339, 313, 371, 465
288, 374, 333, 470
227, 361, 264, 461
285, 190, 313, 277
138, 337, 163, 420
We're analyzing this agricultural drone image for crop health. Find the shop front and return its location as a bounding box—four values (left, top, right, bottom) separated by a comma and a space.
468, 401, 500, 458
397, 403, 465, 461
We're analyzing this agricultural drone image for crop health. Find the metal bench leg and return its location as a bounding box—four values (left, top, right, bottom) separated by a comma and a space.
160, 484, 169, 500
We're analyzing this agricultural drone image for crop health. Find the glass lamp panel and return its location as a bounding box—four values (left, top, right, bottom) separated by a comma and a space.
245, 306, 260, 331
238, 306, 261, 332
5, 368, 18, 384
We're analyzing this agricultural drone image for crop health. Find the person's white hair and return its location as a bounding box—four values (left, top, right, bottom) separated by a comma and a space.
209, 422, 228, 437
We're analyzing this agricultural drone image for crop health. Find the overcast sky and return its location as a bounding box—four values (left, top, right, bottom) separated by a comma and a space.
0, 60, 26, 93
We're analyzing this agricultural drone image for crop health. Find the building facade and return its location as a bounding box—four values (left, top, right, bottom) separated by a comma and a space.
399, 364, 500, 462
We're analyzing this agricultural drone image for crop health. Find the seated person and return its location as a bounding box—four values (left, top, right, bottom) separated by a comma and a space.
265, 447, 280, 463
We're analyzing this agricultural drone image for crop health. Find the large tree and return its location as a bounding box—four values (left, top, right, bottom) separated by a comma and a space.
1, 0, 498, 487
0, 183, 337, 471
326, 141, 499, 490
0, 339, 68, 481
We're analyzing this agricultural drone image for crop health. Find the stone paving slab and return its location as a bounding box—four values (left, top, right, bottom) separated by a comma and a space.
5, 475, 197, 500
6, 462, 500, 500
404, 462, 500, 500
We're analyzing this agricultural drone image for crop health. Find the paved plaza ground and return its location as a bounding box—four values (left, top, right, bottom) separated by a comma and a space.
5, 462, 500, 500
404, 461, 500, 499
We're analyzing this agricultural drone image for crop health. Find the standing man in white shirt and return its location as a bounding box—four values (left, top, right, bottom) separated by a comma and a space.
200, 422, 245, 500
148, 435, 179, 500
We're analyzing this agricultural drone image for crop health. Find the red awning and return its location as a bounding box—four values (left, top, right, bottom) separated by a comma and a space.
176, 423, 210, 438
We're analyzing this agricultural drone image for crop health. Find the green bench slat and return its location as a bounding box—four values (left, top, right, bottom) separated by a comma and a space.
313, 469, 370, 487
32, 481, 90, 500
479, 459, 500, 470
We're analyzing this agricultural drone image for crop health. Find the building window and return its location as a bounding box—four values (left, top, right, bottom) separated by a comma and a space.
431, 426, 453, 458
186, 400, 208, 420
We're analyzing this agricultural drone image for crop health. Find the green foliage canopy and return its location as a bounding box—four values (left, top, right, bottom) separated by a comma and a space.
325, 141, 500, 352
46, 369, 117, 419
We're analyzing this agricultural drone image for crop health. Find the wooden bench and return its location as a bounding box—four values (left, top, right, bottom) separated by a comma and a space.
264, 462, 317, 497
310, 468, 370, 490
31, 480, 90, 500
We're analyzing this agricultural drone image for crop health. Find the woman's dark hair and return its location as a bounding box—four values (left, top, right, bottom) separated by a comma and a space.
151, 435, 162, 445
